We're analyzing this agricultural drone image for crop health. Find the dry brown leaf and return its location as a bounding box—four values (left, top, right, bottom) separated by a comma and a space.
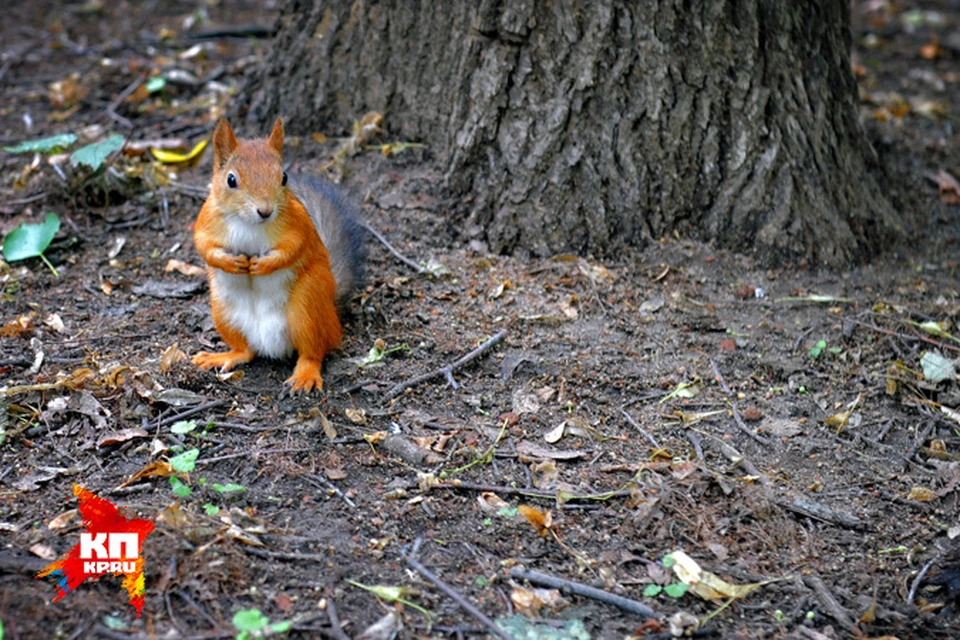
43, 313, 66, 333
317, 411, 337, 439
0, 313, 36, 337
518, 504, 552, 537
164, 259, 206, 277
531, 460, 559, 488
97, 428, 149, 448
29, 543, 57, 561
47, 509, 79, 530
159, 342, 188, 373
121, 460, 175, 487
929, 170, 960, 204
477, 492, 511, 513
345, 408, 367, 424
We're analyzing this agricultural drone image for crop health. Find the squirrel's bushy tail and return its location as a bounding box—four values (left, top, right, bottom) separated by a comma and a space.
287, 174, 365, 303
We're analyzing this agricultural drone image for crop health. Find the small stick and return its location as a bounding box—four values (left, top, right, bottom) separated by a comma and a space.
802, 572, 856, 630
358, 219, 427, 274
403, 538, 513, 640
324, 599, 351, 640
907, 557, 936, 605
245, 547, 330, 562
383, 329, 507, 401
196, 446, 314, 466
149, 399, 226, 433
509, 567, 656, 618
305, 474, 356, 508
620, 409, 660, 449
710, 359, 772, 446
106, 76, 143, 129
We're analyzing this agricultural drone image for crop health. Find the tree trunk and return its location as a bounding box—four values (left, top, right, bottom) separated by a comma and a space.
237, 0, 901, 267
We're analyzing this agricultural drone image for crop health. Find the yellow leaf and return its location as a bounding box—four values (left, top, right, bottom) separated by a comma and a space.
518, 504, 552, 537
907, 487, 936, 502
150, 138, 208, 165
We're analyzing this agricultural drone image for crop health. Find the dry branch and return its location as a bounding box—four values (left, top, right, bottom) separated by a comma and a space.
403, 538, 513, 640
509, 567, 656, 619
383, 329, 507, 401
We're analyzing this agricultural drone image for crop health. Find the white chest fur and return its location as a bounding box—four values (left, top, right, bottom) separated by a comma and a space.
211, 218, 295, 358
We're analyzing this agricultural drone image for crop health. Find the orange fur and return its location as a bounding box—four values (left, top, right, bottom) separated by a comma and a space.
192, 117, 342, 392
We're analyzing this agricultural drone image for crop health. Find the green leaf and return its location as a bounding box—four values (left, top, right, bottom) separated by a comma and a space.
664, 582, 689, 598
211, 482, 246, 494
232, 609, 269, 633
662, 553, 676, 568
169, 476, 191, 498
2, 213, 60, 264
70, 133, 125, 170
202, 503, 220, 516
170, 419, 197, 435
170, 448, 200, 472
145, 76, 166, 93
269, 621, 292, 633
808, 340, 826, 358
3, 133, 77, 154
642, 584, 663, 597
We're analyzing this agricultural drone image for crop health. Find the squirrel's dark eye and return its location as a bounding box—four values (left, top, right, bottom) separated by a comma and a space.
281, 171, 288, 187
226, 173, 238, 189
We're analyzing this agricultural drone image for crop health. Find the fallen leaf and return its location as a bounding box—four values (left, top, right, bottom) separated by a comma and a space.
907, 487, 936, 502
928, 170, 960, 205
669, 549, 772, 601
345, 408, 367, 424
30, 543, 57, 561
98, 428, 149, 447
518, 504, 552, 537
159, 342, 188, 373
477, 492, 511, 513
164, 259, 206, 277
121, 460, 174, 487
47, 509, 79, 530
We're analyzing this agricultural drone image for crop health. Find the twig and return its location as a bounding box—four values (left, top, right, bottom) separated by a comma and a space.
304, 474, 356, 508
245, 547, 330, 562
383, 329, 507, 401
710, 359, 772, 446
149, 399, 225, 433
907, 557, 936, 605
709, 359, 732, 395
802, 572, 856, 630
358, 218, 427, 274
403, 538, 513, 640
779, 496, 867, 531
197, 447, 314, 466
106, 76, 142, 129
509, 567, 656, 618
620, 409, 660, 449
324, 599, 351, 640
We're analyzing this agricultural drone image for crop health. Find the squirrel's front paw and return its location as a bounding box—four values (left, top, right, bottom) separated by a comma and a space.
248, 255, 278, 276
226, 253, 251, 274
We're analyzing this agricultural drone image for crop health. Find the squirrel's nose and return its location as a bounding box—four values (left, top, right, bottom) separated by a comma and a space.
256, 208, 272, 219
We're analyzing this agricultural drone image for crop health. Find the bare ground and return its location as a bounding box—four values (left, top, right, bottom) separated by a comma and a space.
2, 2, 960, 639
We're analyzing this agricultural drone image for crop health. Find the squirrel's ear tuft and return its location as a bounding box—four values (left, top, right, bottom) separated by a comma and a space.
213, 119, 237, 169
268, 117, 284, 155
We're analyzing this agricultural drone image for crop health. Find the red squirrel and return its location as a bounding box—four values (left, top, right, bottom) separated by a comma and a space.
192, 117, 363, 392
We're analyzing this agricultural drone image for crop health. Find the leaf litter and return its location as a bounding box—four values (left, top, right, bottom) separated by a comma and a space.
4, 1, 960, 638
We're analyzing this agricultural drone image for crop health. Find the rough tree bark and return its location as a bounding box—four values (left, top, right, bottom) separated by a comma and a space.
236, 0, 901, 267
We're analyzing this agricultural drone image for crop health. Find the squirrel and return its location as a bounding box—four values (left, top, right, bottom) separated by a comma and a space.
192, 117, 363, 392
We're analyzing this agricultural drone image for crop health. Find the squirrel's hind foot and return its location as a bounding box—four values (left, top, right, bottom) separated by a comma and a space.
193, 349, 254, 372
285, 358, 324, 393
